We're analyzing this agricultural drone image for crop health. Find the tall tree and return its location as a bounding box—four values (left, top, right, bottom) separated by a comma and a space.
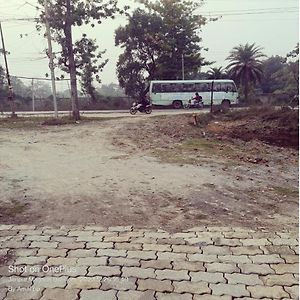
226, 43, 265, 103
115, 0, 209, 99
207, 67, 227, 79
37, 0, 127, 120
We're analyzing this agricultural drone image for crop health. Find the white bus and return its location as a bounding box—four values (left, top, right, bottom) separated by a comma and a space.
149, 79, 239, 109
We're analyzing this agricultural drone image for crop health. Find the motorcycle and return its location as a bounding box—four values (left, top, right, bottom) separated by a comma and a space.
184, 98, 204, 109
129, 102, 152, 115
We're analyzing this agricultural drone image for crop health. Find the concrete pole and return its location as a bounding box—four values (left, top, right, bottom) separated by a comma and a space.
44, 0, 58, 118
181, 53, 185, 80
31, 78, 35, 111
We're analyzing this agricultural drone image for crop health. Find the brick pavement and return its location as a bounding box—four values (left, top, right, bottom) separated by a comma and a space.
0, 225, 298, 300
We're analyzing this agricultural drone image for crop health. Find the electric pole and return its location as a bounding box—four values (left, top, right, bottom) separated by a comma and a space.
31, 78, 35, 112
0, 21, 16, 118
44, 0, 58, 118
181, 53, 185, 80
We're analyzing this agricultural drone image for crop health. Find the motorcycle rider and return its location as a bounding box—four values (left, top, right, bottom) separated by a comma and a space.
136, 95, 150, 111
192, 92, 202, 105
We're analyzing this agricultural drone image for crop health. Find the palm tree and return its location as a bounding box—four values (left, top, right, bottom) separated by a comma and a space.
207, 67, 227, 79
226, 43, 265, 103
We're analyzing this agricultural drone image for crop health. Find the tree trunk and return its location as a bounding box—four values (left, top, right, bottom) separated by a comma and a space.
244, 72, 249, 104
66, 0, 80, 120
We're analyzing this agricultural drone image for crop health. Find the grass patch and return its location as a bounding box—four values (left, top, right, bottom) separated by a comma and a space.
0, 115, 126, 129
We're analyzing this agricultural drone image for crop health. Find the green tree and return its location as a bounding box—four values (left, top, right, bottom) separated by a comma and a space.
37, 0, 127, 119
226, 43, 265, 103
115, 0, 208, 98
207, 67, 227, 79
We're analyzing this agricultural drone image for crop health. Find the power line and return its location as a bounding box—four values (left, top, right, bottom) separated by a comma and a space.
12, 75, 70, 81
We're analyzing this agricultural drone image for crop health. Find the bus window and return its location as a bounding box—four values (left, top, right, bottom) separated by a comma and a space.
214, 83, 222, 92
152, 83, 161, 93
182, 83, 195, 92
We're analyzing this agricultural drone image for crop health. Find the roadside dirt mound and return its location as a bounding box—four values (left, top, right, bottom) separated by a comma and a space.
204, 107, 299, 149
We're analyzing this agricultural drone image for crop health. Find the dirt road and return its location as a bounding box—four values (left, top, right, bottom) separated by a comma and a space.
0, 114, 298, 231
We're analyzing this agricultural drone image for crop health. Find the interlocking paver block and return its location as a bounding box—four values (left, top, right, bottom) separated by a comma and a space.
96, 249, 126, 258
84, 225, 106, 231
0, 225, 13, 230
144, 232, 170, 239
214, 238, 242, 247
122, 266, 155, 279
77, 257, 107, 266
51, 236, 75, 242
202, 246, 231, 255
117, 290, 156, 300
190, 271, 225, 283
57, 242, 85, 249
47, 257, 78, 266
173, 281, 210, 294
108, 226, 132, 232
188, 254, 218, 262
194, 295, 232, 300
157, 238, 186, 245
109, 257, 140, 267
261, 274, 298, 286
156, 292, 193, 300
249, 254, 284, 264
101, 276, 136, 290
269, 238, 298, 246
127, 250, 156, 260
66, 276, 101, 289
230, 246, 262, 255
225, 273, 263, 285
68, 249, 96, 258
172, 261, 205, 271
156, 269, 189, 281
141, 260, 172, 270
14, 248, 38, 257
157, 252, 187, 261
281, 254, 299, 263
239, 263, 275, 275
3, 241, 30, 248
104, 236, 131, 242
205, 262, 240, 273
88, 266, 120, 276
171, 245, 200, 253
30, 242, 58, 249
260, 245, 295, 255
185, 237, 213, 245
0, 276, 33, 288
86, 242, 113, 249
224, 231, 251, 239
37, 248, 67, 257
80, 289, 117, 300
284, 285, 299, 299
15, 256, 48, 265
137, 279, 173, 292
240, 239, 271, 246
68, 230, 94, 236
115, 242, 142, 250
5, 289, 43, 300
270, 263, 299, 274
218, 255, 252, 264
12, 225, 36, 230
247, 285, 289, 298
33, 276, 68, 288
210, 283, 250, 297
143, 243, 171, 252
24, 235, 50, 241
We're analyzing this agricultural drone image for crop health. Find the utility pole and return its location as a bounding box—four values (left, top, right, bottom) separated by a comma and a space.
31, 78, 35, 112
181, 53, 185, 80
210, 80, 214, 113
44, 0, 58, 118
0, 21, 16, 118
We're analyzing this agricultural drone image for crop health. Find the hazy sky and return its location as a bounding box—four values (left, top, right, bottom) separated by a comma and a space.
0, 0, 298, 90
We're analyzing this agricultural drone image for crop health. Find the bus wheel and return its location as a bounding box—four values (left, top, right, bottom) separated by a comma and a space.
221, 100, 230, 111
173, 100, 182, 109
